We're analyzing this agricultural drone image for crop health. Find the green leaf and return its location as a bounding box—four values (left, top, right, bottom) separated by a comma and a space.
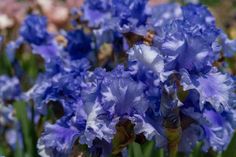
128, 143, 134, 157
14, 140, 24, 157
154, 148, 164, 157
128, 141, 164, 157
14, 101, 38, 157
141, 141, 164, 157
200, 0, 220, 6
0, 144, 6, 156
222, 133, 236, 157
128, 142, 144, 157
0, 52, 12, 75
142, 141, 155, 157
191, 143, 205, 157
132, 142, 143, 157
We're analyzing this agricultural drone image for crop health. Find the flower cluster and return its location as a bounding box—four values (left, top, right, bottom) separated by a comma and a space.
0, 76, 23, 150
0, 0, 236, 157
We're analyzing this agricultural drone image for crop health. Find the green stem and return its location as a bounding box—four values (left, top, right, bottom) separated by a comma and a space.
165, 127, 182, 157
163, 108, 182, 157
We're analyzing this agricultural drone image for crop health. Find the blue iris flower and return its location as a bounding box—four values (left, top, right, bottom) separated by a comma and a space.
20, 14, 51, 45
65, 30, 92, 60
31, 2, 236, 156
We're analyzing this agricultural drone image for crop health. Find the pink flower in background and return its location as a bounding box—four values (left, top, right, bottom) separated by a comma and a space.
42, 0, 83, 32
0, 14, 14, 29
0, 0, 83, 31
66, 0, 84, 9
0, 0, 27, 29
36, 0, 69, 32
149, 0, 168, 5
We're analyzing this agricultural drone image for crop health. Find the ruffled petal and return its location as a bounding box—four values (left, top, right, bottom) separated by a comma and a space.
180, 69, 234, 111
128, 44, 172, 82
220, 33, 236, 57
179, 124, 204, 153
0, 76, 21, 102
129, 114, 166, 147
38, 122, 80, 157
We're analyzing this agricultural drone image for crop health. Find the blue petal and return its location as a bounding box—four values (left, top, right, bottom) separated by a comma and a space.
220, 33, 236, 57
101, 69, 148, 116
32, 42, 59, 63
179, 124, 204, 153
202, 109, 234, 151
38, 122, 80, 157
82, 3, 112, 27
78, 100, 118, 147
0, 76, 21, 102
128, 44, 172, 82
20, 14, 50, 45
128, 114, 166, 147
148, 3, 182, 28
6, 37, 24, 62
65, 29, 92, 60
180, 69, 235, 111
0, 104, 16, 125
181, 107, 236, 152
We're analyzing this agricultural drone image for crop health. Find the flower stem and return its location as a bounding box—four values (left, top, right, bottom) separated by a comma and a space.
164, 108, 182, 157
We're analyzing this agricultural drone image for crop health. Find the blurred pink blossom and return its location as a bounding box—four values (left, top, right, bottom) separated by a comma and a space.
149, 0, 168, 5
0, 0, 27, 28
36, 0, 69, 32
66, 0, 84, 9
